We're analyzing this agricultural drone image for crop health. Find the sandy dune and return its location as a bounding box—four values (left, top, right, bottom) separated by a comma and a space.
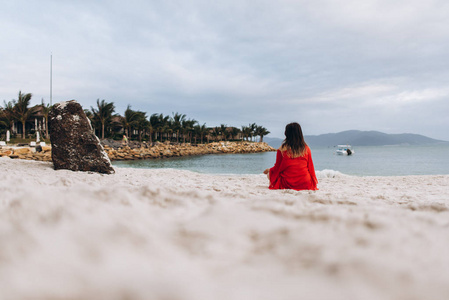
1, 157, 448, 300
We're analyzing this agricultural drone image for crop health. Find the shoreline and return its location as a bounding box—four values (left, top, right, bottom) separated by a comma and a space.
1, 157, 449, 299
0, 141, 276, 162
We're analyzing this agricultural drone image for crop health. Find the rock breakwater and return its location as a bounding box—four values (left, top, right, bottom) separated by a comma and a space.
0, 141, 276, 162
0, 145, 53, 161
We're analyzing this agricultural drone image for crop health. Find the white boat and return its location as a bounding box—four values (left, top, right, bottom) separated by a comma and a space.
336, 145, 354, 155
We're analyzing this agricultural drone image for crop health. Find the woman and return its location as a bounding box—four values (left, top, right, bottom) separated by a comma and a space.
264, 122, 318, 190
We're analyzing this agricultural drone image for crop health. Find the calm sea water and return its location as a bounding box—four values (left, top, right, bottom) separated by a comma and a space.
113, 145, 449, 176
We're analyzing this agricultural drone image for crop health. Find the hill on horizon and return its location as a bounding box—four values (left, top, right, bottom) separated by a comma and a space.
264, 130, 448, 148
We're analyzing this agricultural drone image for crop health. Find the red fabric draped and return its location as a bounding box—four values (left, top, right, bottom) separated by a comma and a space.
269, 146, 318, 191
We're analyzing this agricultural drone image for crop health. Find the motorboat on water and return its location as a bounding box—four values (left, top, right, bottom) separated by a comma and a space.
336, 145, 354, 155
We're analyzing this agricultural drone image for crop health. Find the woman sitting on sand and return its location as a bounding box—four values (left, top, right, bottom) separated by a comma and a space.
264, 122, 318, 190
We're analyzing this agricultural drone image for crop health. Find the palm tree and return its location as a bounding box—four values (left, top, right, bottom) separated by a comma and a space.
230, 127, 241, 140
241, 125, 253, 141
241, 126, 247, 140
181, 118, 197, 143
39, 99, 52, 139
249, 123, 257, 142
161, 114, 170, 142
91, 99, 115, 139
147, 121, 154, 144
165, 126, 173, 142
171, 112, 186, 143
0, 107, 8, 138
12, 91, 38, 139
219, 124, 228, 141
193, 124, 200, 144
121, 105, 140, 138
255, 125, 270, 142
198, 123, 207, 144
1, 100, 15, 132
191, 123, 208, 144
134, 111, 148, 142
149, 113, 159, 143
152, 113, 169, 142
0, 108, 5, 129
211, 127, 220, 142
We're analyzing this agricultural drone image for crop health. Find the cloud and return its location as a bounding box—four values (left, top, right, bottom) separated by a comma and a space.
1, 0, 449, 140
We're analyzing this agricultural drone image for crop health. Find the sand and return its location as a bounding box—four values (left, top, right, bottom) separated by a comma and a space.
1, 156, 449, 300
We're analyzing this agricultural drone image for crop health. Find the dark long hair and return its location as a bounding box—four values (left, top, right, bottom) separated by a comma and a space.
280, 122, 307, 158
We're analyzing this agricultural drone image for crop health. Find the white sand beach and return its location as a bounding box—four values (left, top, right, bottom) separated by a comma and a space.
1, 157, 449, 300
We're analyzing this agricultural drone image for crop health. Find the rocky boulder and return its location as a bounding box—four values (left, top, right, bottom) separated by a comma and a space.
48, 100, 115, 174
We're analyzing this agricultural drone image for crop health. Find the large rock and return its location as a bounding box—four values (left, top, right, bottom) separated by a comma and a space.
48, 100, 115, 174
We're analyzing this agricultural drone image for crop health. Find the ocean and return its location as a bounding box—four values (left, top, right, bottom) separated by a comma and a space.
113, 144, 449, 176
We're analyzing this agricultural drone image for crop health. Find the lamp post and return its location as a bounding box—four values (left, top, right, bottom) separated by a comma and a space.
50, 53, 52, 106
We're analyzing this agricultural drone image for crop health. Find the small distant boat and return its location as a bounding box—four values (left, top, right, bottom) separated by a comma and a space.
336, 145, 354, 155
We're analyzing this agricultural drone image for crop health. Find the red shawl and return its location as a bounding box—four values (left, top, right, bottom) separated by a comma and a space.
269, 146, 318, 191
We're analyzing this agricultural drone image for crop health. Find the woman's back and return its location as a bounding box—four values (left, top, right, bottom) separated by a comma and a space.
264, 122, 318, 191
269, 145, 318, 190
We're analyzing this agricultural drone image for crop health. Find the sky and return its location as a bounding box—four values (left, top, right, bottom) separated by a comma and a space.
1, 0, 449, 140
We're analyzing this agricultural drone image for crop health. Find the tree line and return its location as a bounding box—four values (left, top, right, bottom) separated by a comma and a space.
1, 91, 270, 144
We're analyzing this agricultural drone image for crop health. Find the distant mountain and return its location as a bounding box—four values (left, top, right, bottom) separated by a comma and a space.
264, 137, 283, 149
265, 131, 448, 148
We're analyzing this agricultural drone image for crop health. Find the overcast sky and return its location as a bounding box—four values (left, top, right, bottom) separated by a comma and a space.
1, 0, 449, 140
